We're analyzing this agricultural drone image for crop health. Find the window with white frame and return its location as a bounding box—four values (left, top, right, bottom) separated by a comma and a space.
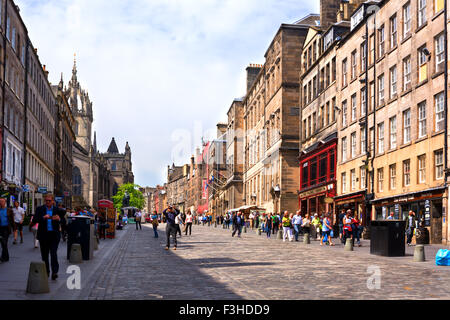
390, 15, 397, 48
418, 154, 426, 183
351, 169, 356, 190
378, 122, 385, 154
351, 132, 357, 158
342, 172, 347, 193
418, 101, 427, 138
435, 92, 444, 131
378, 168, 384, 192
403, 109, 411, 144
403, 159, 411, 186
360, 166, 366, 189
361, 88, 366, 116
351, 94, 357, 121
403, 56, 411, 90
403, 3, 411, 38
342, 59, 348, 87
342, 137, 347, 162
390, 116, 397, 149
378, 25, 385, 57
378, 74, 385, 105
418, 0, 427, 27
418, 46, 428, 83
342, 100, 348, 127
361, 42, 367, 72
435, 33, 445, 73
435, 149, 443, 179
351, 51, 357, 80
390, 164, 396, 190
390, 66, 397, 98
361, 127, 366, 154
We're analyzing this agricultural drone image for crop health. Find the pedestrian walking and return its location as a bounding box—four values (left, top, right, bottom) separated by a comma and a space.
352, 214, 362, 247
185, 211, 193, 236
282, 211, 293, 242
342, 210, 353, 245
338, 209, 345, 242
292, 211, 302, 241
320, 213, 334, 246
265, 213, 273, 238
231, 212, 245, 238
311, 213, 322, 240
259, 212, 266, 232
405, 211, 416, 246
135, 211, 142, 230
12, 201, 25, 244
0, 198, 14, 263
163, 206, 180, 250
98, 210, 107, 240
301, 213, 311, 235
272, 214, 279, 235
387, 211, 395, 220
151, 211, 159, 238
31, 194, 65, 280
175, 213, 183, 237
29, 215, 39, 248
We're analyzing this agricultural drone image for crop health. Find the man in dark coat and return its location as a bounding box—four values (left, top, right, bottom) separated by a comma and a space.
232, 212, 245, 238
0, 198, 14, 262
163, 205, 180, 250
32, 194, 65, 280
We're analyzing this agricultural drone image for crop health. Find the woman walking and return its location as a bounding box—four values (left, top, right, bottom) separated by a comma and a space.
320, 213, 334, 246
151, 211, 159, 238
302, 213, 311, 235
282, 212, 293, 242
185, 210, 193, 236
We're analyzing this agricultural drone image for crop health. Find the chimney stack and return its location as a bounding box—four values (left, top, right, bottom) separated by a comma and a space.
246, 64, 263, 93
320, 0, 341, 29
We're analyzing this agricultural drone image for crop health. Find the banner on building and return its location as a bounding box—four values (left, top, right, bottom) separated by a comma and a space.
202, 179, 208, 200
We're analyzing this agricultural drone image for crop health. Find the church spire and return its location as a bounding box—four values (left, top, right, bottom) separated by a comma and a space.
71, 53, 78, 85
107, 137, 119, 154
93, 131, 97, 153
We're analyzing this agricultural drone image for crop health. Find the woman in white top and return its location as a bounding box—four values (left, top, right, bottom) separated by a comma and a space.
185, 211, 193, 236
301, 213, 311, 234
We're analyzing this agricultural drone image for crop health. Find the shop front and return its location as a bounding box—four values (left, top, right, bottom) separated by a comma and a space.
333, 191, 367, 226
299, 139, 337, 217
372, 187, 445, 244
299, 183, 336, 217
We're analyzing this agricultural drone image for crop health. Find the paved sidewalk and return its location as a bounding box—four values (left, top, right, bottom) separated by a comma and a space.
0, 223, 129, 300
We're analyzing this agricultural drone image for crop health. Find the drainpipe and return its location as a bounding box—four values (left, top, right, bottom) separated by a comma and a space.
1, 1, 8, 191
444, 0, 448, 244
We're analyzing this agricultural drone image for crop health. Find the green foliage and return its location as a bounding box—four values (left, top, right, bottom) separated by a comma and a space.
112, 183, 145, 211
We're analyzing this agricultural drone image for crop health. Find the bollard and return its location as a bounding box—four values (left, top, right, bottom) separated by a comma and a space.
214, 221, 217, 228
26, 261, 50, 294
69, 244, 83, 264
303, 233, 310, 244
243, 226, 247, 233
344, 238, 354, 251
413, 245, 425, 262
94, 236, 99, 251
258, 228, 262, 236
277, 229, 283, 240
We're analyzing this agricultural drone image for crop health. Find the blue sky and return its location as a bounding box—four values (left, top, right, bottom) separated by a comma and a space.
16, 0, 318, 187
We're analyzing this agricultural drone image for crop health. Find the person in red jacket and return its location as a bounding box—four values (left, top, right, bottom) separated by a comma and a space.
342, 210, 353, 245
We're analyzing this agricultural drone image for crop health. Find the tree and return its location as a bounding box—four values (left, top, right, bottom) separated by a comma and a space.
112, 183, 145, 211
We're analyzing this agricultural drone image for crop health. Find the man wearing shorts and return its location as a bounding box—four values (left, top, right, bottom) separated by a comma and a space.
13, 201, 25, 244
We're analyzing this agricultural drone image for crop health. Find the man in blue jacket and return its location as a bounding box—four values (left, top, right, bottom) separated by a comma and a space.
163, 205, 180, 250
32, 194, 65, 280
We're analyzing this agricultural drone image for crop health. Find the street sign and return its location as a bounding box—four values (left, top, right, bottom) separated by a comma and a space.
424, 200, 431, 227
64, 191, 70, 197
38, 187, 47, 194
55, 197, 63, 203
22, 185, 30, 192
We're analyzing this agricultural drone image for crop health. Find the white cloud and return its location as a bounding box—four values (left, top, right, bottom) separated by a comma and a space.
16, 0, 318, 187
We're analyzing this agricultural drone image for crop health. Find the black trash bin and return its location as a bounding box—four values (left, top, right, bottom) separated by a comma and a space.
370, 220, 406, 257
67, 216, 95, 260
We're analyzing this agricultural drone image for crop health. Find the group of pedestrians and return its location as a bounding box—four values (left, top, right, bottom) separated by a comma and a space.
162, 206, 195, 250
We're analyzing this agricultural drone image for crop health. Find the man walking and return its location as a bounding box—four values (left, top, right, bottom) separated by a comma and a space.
135, 211, 142, 230
0, 198, 14, 262
163, 205, 180, 250
232, 212, 245, 238
12, 201, 25, 244
33, 194, 65, 280
292, 211, 302, 241
406, 211, 416, 246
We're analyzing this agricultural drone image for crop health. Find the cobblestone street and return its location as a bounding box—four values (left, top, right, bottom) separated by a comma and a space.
85, 222, 450, 300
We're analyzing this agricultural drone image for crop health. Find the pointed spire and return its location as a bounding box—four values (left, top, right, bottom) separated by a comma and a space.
93, 131, 97, 153
107, 137, 119, 154
58, 72, 64, 90
71, 53, 78, 84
